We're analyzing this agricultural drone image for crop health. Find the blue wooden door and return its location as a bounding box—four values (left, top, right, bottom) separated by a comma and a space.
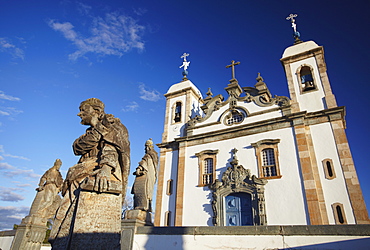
225, 192, 253, 226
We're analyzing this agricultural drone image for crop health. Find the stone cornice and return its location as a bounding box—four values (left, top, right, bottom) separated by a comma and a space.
164, 87, 203, 102
135, 225, 370, 236
280, 46, 324, 65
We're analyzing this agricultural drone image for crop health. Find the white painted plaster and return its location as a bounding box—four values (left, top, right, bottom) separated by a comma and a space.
289, 57, 327, 112
158, 150, 179, 226
0, 236, 13, 250
179, 127, 308, 226
166, 96, 187, 142
281, 40, 319, 58
192, 103, 283, 136
133, 234, 370, 250
310, 123, 356, 224
166, 80, 202, 98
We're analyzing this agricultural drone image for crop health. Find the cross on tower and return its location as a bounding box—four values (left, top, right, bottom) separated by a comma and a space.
181, 53, 189, 61
286, 13, 298, 33
226, 60, 240, 81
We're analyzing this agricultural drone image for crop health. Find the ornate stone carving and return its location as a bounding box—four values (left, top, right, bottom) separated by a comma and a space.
50, 98, 130, 249
243, 73, 290, 107
132, 138, 158, 212
187, 74, 290, 128
210, 148, 267, 226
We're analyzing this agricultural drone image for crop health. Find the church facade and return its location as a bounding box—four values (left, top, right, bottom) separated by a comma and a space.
154, 40, 369, 227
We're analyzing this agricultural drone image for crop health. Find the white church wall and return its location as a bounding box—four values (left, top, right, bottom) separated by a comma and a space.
258, 128, 308, 225
290, 57, 326, 112
158, 150, 179, 226
180, 127, 308, 226
0, 236, 13, 250
310, 123, 356, 224
132, 231, 370, 250
166, 96, 187, 142
189, 94, 203, 119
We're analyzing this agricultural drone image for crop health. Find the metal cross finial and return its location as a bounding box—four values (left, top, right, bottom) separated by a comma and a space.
181, 52, 189, 61
179, 53, 190, 71
286, 13, 298, 33
226, 60, 240, 80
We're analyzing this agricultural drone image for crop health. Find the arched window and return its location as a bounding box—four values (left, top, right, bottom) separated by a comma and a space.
174, 102, 182, 123
223, 109, 245, 126
322, 158, 336, 180
332, 203, 347, 224
262, 148, 277, 177
226, 112, 243, 125
164, 211, 171, 226
300, 66, 316, 92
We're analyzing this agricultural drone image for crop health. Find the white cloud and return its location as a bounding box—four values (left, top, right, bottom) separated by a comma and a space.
133, 8, 147, 16
0, 110, 9, 116
3, 169, 40, 179
139, 84, 161, 102
0, 187, 25, 202
0, 107, 23, 116
0, 149, 38, 178
77, 2, 92, 15
48, 10, 145, 61
0, 37, 25, 60
0, 162, 16, 170
0, 206, 29, 230
0, 91, 20, 101
3, 154, 30, 161
15, 183, 32, 188
122, 101, 139, 112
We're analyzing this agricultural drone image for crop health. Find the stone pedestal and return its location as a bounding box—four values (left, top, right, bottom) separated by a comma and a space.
51, 191, 122, 250
121, 210, 153, 250
10, 215, 48, 250
125, 210, 153, 226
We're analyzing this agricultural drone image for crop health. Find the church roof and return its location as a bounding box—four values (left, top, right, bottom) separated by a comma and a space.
166, 79, 203, 98
281, 40, 319, 58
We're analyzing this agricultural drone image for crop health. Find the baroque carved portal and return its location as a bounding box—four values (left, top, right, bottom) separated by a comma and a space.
210, 148, 267, 226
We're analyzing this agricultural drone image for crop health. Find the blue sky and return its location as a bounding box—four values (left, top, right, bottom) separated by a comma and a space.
1, 0, 369, 230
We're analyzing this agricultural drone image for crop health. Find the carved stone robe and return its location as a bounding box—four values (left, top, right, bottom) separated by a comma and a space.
132, 149, 158, 211
50, 115, 130, 250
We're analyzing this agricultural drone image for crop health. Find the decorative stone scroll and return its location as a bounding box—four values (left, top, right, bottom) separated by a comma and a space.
210, 148, 268, 226
187, 73, 290, 129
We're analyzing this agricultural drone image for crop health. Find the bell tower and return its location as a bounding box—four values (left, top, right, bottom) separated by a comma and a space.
281, 14, 337, 113
155, 54, 203, 226
280, 14, 369, 224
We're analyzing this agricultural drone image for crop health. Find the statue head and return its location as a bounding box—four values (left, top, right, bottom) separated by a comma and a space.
145, 138, 154, 152
53, 159, 62, 170
78, 98, 105, 126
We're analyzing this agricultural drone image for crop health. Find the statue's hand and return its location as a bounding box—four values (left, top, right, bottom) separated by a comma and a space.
93, 165, 111, 192
134, 166, 145, 176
